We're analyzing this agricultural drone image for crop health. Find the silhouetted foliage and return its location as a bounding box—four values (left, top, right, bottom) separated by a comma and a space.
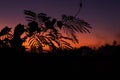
0, 26, 11, 36
11, 24, 25, 48
0, 2, 115, 73
27, 21, 40, 36
23, 10, 92, 51
0, 22, 116, 73
61, 14, 92, 43
0, 26, 12, 48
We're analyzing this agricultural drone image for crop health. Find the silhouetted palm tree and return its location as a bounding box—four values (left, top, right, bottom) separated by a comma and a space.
23, 6, 92, 53
24, 10, 74, 53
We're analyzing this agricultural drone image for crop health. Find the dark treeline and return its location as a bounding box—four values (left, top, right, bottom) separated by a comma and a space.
0, 41, 117, 73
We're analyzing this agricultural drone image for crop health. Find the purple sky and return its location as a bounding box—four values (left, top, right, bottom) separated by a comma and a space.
0, 0, 120, 47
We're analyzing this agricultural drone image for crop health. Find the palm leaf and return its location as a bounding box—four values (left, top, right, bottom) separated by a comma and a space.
38, 13, 50, 22
60, 40, 73, 50
58, 14, 92, 43
24, 10, 37, 22
62, 15, 92, 33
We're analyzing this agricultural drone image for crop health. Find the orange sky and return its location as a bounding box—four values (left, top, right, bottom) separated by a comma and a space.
0, 0, 120, 49
0, 22, 119, 49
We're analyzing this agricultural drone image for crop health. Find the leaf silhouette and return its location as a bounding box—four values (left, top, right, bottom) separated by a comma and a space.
38, 13, 50, 22
57, 21, 63, 29
62, 15, 92, 33
0, 26, 11, 36
24, 9, 92, 52
60, 40, 73, 50
24, 10, 37, 22
27, 33, 57, 53
56, 14, 92, 43
0, 26, 13, 48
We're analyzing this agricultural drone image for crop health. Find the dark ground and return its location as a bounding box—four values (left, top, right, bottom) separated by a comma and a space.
0, 44, 117, 74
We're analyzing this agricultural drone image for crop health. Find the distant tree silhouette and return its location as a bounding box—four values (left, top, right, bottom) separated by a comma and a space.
113, 40, 117, 46
79, 46, 93, 56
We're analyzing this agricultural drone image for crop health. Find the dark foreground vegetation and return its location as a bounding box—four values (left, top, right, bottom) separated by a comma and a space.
0, 42, 117, 73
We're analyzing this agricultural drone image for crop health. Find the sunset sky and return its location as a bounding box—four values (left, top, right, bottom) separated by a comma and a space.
0, 0, 120, 48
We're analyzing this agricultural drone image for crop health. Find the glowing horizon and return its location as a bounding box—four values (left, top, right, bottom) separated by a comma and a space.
0, 0, 120, 50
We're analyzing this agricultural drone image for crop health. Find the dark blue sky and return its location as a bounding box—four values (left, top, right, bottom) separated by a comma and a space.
0, 0, 120, 47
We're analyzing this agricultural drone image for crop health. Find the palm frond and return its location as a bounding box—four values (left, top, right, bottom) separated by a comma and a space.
62, 15, 92, 33
27, 33, 59, 53
28, 35, 43, 53
58, 15, 92, 43
38, 13, 50, 23
24, 10, 37, 22
61, 24, 78, 43
59, 36, 73, 41
60, 40, 73, 50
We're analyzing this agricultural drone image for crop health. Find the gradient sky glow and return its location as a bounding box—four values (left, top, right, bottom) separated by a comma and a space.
0, 0, 120, 47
